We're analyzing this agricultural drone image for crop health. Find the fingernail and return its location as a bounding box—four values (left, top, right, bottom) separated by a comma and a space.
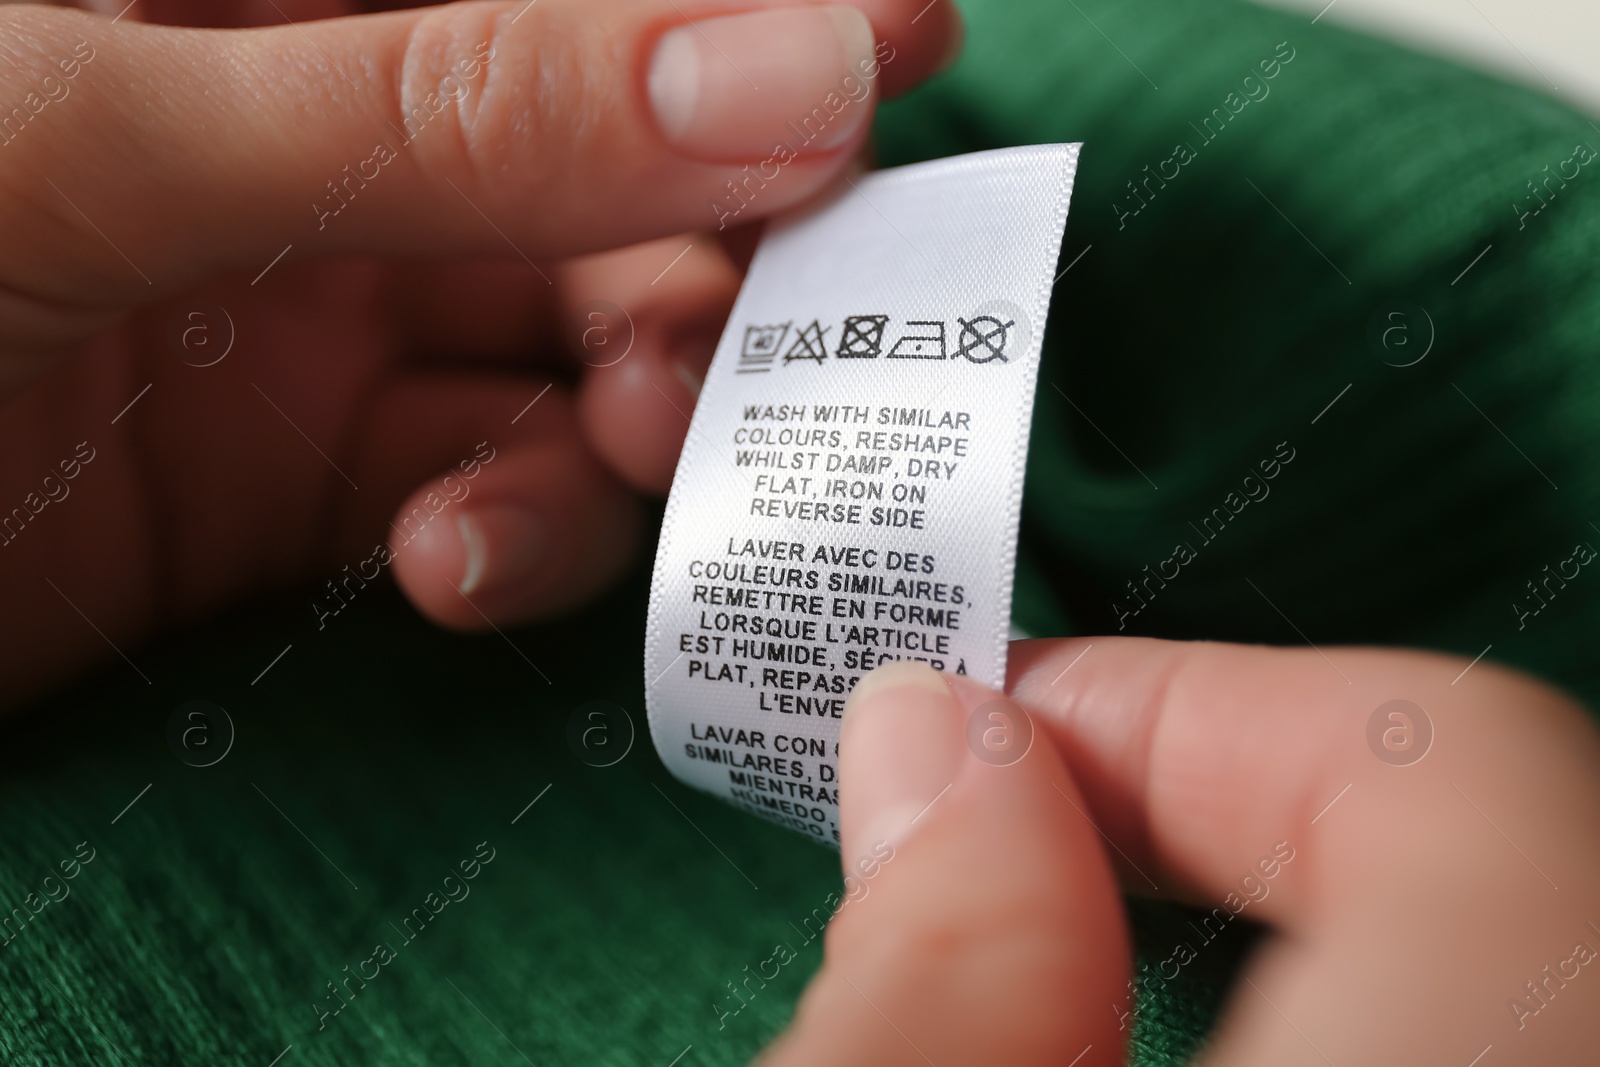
841, 662, 963, 857
456, 506, 545, 596
648, 5, 877, 160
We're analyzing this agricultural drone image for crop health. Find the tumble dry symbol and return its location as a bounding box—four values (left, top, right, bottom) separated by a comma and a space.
837, 315, 889, 359
956, 316, 1013, 363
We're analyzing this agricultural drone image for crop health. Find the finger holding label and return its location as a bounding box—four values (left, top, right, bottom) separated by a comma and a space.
0, 0, 957, 394
1005, 637, 1600, 1065
759, 662, 1129, 1067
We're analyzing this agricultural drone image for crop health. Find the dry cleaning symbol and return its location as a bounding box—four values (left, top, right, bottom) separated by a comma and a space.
956, 315, 1013, 363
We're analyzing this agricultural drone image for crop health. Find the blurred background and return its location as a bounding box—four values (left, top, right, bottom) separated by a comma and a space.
1262, 0, 1600, 112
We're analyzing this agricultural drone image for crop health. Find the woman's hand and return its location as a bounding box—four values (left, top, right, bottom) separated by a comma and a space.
0, 0, 960, 703
763, 640, 1600, 1065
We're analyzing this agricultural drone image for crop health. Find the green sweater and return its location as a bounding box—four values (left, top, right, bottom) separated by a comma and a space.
4, 1, 1596, 1064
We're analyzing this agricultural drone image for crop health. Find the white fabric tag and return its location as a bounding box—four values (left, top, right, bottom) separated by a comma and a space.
644, 144, 1082, 846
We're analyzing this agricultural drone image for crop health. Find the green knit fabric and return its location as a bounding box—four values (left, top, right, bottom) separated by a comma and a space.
880, 0, 1600, 707
4, 1, 1599, 1065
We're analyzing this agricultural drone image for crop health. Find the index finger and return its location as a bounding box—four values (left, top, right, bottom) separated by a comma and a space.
0, 0, 958, 325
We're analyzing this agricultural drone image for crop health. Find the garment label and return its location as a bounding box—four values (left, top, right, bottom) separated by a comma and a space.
644, 144, 1081, 845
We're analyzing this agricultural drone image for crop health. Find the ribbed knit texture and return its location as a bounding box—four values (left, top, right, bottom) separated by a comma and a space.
3, 1, 1598, 1065
880, 0, 1600, 704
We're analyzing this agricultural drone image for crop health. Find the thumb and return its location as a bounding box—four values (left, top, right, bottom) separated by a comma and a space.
759, 663, 1130, 1067
1, 0, 930, 347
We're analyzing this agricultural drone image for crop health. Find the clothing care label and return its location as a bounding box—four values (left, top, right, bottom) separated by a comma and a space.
644, 144, 1082, 846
